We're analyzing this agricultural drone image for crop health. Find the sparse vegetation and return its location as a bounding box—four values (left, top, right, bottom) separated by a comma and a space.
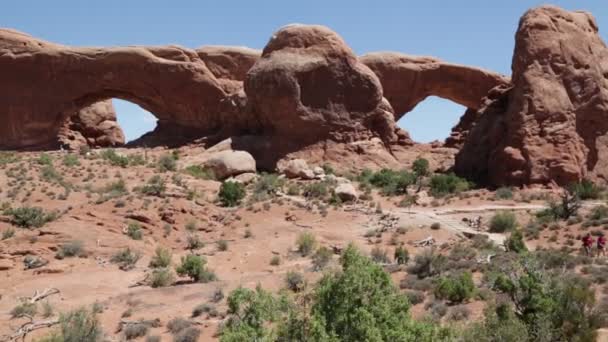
429, 173, 470, 197
489, 211, 517, 233
176, 254, 217, 283
312, 246, 332, 271
434, 271, 476, 303
126, 222, 143, 240
184, 165, 215, 180
148, 247, 172, 268
138, 175, 166, 197
56, 240, 86, 259
5, 206, 57, 228
111, 248, 141, 271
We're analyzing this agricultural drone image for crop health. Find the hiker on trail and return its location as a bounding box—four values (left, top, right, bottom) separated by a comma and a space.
597, 233, 606, 257
394, 243, 409, 265
582, 233, 594, 256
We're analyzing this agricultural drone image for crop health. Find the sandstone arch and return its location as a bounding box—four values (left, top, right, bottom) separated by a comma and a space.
360, 52, 509, 121
0, 28, 255, 149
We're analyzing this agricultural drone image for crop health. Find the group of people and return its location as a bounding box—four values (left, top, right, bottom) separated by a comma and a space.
582, 233, 606, 257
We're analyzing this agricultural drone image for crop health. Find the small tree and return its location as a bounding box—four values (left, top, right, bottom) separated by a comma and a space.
412, 157, 430, 192
176, 254, 216, 283
489, 211, 517, 233
504, 229, 527, 253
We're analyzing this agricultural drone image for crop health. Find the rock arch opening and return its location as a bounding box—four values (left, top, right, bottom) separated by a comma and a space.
112, 99, 157, 144
397, 96, 466, 143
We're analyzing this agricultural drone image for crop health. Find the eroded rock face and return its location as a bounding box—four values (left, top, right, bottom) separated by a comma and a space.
58, 100, 125, 149
244, 24, 398, 144
360, 52, 509, 119
455, 6, 608, 186
197, 46, 261, 94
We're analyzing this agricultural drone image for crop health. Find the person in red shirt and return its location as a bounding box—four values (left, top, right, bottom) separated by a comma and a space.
582, 233, 594, 256
597, 234, 606, 257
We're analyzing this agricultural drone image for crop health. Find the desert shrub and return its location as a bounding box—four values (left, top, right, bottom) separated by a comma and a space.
192, 303, 215, 318
407, 248, 447, 279
157, 153, 177, 172
6, 206, 57, 228
285, 271, 306, 292
100, 149, 129, 167
570, 179, 602, 200
311, 246, 332, 271
252, 173, 284, 200
270, 255, 281, 266
495, 187, 513, 200
218, 181, 246, 207
434, 271, 476, 303
0, 151, 19, 166
212, 288, 225, 303
186, 235, 204, 251
363, 168, 415, 196
145, 336, 161, 342
123, 323, 148, 340
176, 254, 216, 283
504, 229, 527, 253
126, 222, 143, 240
430, 222, 441, 230
10, 302, 37, 318
174, 327, 201, 342
62, 154, 80, 167
149, 247, 172, 268
295, 232, 317, 257
405, 290, 425, 305
40, 165, 63, 182
217, 240, 229, 251
370, 246, 390, 264
37, 153, 53, 165
56, 240, 85, 259
489, 211, 517, 233
302, 181, 330, 199
58, 307, 102, 342
167, 318, 192, 334
111, 248, 141, 271
447, 305, 471, 321
462, 303, 529, 342
425, 300, 448, 319
138, 175, 166, 197
184, 165, 215, 180
429, 173, 470, 197
150, 268, 175, 288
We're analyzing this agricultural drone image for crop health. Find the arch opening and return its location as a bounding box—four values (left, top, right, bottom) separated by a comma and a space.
396, 96, 467, 143
112, 99, 158, 143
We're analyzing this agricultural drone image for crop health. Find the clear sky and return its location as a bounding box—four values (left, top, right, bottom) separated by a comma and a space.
2, 1, 606, 142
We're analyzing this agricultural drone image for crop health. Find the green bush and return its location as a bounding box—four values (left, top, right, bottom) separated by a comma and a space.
489, 211, 517, 233
589, 205, 608, 220
176, 254, 216, 283
295, 232, 317, 257
504, 229, 527, 253
434, 271, 476, 303
362, 168, 415, 196
429, 173, 470, 197
58, 307, 102, 342
407, 248, 447, 279
100, 149, 129, 167
218, 181, 246, 207
123, 322, 148, 340
217, 240, 229, 251
10, 301, 37, 318
6, 206, 57, 228
252, 173, 284, 200
37, 153, 53, 165
302, 181, 330, 199
394, 245, 409, 265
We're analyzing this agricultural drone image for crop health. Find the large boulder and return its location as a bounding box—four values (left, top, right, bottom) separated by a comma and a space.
279, 159, 315, 180
455, 5, 608, 186
204, 150, 256, 180
360, 52, 509, 120
245, 24, 398, 144
334, 182, 358, 202
58, 100, 125, 149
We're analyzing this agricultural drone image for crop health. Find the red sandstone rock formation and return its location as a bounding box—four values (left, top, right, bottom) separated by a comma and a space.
360, 53, 509, 120
58, 100, 125, 149
455, 5, 608, 186
244, 24, 399, 144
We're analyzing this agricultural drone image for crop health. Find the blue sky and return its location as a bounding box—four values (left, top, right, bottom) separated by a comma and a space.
2, 1, 606, 142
